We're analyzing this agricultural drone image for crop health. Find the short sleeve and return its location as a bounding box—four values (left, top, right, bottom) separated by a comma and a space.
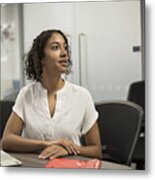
12, 88, 25, 122
81, 90, 99, 135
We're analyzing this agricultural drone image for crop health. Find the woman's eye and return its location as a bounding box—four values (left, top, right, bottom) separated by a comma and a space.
51, 45, 59, 50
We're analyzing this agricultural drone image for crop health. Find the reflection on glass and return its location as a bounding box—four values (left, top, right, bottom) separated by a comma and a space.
1, 4, 21, 100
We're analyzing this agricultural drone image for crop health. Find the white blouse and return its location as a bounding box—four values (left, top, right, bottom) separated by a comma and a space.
13, 80, 98, 146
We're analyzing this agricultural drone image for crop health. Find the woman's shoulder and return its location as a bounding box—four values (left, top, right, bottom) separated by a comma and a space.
18, 82, 39, 98
20, 82, 37, 92
67, 81, 91, 97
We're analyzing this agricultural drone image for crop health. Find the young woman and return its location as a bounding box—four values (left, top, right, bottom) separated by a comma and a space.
2, 29, 102, 160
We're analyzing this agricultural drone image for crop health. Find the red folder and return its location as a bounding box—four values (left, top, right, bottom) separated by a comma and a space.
44, 158, 101, 169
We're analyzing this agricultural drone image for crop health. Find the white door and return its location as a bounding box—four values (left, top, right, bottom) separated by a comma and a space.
74, 0, 142, 102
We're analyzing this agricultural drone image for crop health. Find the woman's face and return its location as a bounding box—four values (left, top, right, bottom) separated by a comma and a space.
42, 32, 69, 76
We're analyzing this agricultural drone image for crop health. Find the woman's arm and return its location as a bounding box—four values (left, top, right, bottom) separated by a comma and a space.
78, 121, 102, 159
2, 112, 49, 152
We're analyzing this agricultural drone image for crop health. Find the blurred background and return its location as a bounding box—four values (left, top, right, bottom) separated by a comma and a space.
0, 0, 145, 102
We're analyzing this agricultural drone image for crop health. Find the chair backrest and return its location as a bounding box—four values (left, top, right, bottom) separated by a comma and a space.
127, 80, 145, 110
95, 100, 143, 165
0, 100, 15, 138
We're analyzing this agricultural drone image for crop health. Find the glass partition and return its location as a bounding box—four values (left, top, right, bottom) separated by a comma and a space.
1, 4, 23, 100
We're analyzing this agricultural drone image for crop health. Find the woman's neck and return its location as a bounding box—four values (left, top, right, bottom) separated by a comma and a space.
41, 74, 64, 94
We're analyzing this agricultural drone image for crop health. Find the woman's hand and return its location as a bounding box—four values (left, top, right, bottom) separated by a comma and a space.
38, 144, 68, 160
44, 139, 80, 156
56, 139, 80, 155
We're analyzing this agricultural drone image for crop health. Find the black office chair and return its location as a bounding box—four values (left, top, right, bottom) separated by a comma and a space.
127, 80, 145, 110
127, 80, 145, 169
0, 100, 15, 138
95, 100, 143, 166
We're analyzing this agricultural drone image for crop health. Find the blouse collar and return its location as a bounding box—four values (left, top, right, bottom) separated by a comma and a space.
37, 79, 68, 95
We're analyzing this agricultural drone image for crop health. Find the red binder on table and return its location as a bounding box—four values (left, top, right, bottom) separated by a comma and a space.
44, 158, 101, 169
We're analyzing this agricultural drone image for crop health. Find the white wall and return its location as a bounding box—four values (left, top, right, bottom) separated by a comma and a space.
23, 3, 75, 54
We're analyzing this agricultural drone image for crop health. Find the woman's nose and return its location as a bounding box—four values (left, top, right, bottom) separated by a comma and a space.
60, 47, 67, 57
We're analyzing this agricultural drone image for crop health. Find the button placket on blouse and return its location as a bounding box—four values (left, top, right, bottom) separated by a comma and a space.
42, 87, 54, 140
46, 92, 61, 139
45, 81, 66, 140
40, 86, 50, 140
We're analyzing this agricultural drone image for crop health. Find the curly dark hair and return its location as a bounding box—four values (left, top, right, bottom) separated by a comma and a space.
25, 29, 72, 82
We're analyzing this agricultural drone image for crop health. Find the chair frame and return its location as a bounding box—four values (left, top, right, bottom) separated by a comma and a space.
0, 100, 15, 138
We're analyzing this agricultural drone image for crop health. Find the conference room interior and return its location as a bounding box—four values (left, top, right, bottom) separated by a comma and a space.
0, 1, 145, 170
